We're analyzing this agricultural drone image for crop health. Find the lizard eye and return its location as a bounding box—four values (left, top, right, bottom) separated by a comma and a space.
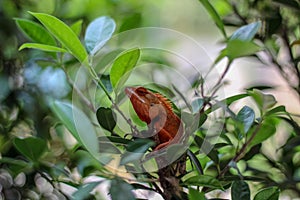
150, 103, 155, 107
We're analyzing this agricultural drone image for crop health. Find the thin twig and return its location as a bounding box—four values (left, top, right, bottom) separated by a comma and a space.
219, 121, 262, 177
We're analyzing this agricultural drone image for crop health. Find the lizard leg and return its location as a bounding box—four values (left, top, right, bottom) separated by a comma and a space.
154, 141, 171, 151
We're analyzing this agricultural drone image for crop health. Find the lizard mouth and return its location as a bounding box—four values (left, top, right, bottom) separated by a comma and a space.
125, 87, 146, 103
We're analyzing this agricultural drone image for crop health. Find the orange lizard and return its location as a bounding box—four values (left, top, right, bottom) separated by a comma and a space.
125, 86, 183, 150
125, 86, 186, 199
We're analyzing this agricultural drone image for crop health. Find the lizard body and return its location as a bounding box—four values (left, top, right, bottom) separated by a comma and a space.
125, 86, 183, 150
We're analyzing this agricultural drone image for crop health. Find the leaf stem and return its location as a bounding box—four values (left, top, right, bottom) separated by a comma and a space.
211, 59, 232, 97
219, 121, 262, 177
86, 63, 140, 135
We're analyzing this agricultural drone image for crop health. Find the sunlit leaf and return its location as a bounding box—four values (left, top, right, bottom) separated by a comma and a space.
198, 0, 227, 38
13, 137, 47, 162
85, 16, 116, 56
231, 180, 250, 200
110, 48, 140, 90
222, 40, 261, 61
19, 43, 67, 53
230, 22, 261, 41
15, 18, 56, 45
253, 187, 280, 200
29, 12, 88, 63
70, 19, 83, 37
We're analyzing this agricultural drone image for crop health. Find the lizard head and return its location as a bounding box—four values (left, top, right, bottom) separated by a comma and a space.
125, 87, 166, 124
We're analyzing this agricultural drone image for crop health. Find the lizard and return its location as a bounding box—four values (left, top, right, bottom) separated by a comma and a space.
125, 86, 187, 200
124, 86, 183, 150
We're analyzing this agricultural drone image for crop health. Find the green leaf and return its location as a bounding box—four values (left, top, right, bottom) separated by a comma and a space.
29, 12, 88, 63
50, 100, 99, 156
230, 22, 261, 41
236, 106, 255, 133
120, 139, 154, 165
273, 0, 300, 8
74, 150, 103, 175
249, 119, 276, 147
13, 137, 47, 162
19, 43, 67, 53
184, 175, 223, 189
198, 0, 227, 38
187, 149, 203, 175
231, 180, 250, 200
70, 20, 83, 37
110, 179, 135, 200
85, 16, 116, 56
253, 187, 280, 200
110, 48, 140, 90
247, 89, 277, 113
206, 94, 249, 114
96, 107, 116, 132
188, 188, 206, 200
72, 181, 102, 200
15, 18, 56, 45
265, 105, 286, 117
222, 40, 261, 61
119, 13, 142, 32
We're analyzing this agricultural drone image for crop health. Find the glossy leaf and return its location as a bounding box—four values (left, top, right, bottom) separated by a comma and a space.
236, 106, 255, 133
51, 100, 99, 156
19, 43, 67, 53
184, 175, 223, 189
15, 18, 56, 45
85, 16, 116, 55
110, 179, 135, 200
198, 0, 227, 38
29, 12, 88, 63
110, 48, 140, 89
253, 187, 280, 200
72, 181, 102, 200
230, 22, 261, 41
231, 180, 250, 200
13, 137, 47, 162
96, 107, 116, 132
